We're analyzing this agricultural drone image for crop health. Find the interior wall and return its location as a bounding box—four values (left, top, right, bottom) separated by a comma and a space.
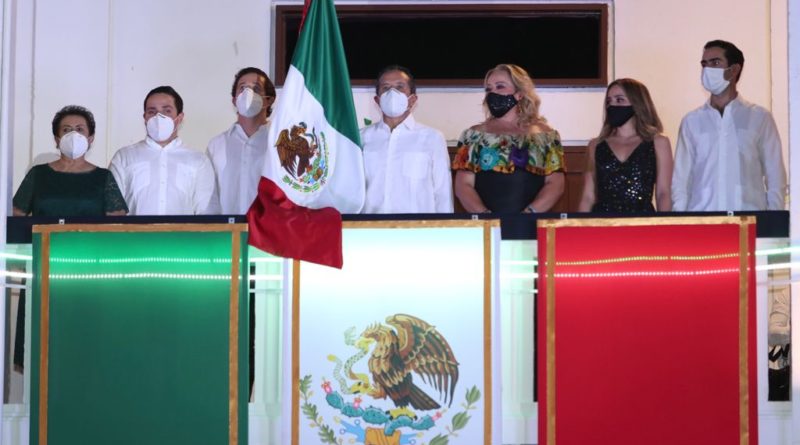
6, 0, 790, 194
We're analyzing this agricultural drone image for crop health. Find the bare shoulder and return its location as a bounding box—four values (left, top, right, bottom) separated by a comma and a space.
653, 134, 672, 149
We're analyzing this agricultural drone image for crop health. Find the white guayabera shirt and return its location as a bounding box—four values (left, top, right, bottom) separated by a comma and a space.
206, 123, 269, 214
109, 137, 220, 215
672, 96, 786, 211
360, 114, 454, 214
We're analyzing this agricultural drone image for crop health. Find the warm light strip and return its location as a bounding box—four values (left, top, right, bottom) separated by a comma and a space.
49, 273, 231, 280
556, 268, 739, 278
556, 253, 739, 266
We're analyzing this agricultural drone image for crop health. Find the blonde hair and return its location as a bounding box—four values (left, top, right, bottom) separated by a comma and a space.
483, 64, 545, 128
598, 78, 663, 141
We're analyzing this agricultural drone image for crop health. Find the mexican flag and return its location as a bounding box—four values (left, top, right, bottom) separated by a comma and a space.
247, 0, 364, 268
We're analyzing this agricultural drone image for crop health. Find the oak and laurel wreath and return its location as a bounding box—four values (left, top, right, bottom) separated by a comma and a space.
299, 375, 338, 444
299, 374, 481, 445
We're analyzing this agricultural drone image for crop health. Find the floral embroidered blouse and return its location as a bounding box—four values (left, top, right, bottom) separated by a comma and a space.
451, 128, 565, 175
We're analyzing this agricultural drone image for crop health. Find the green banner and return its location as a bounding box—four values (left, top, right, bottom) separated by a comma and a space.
31, 227, 248, 445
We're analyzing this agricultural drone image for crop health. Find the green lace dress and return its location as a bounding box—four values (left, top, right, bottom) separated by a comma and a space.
451, 128, 565, 212
12, 164, 128, 216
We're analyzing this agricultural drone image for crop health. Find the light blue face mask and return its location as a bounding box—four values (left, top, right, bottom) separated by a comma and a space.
701, 66, 730, 95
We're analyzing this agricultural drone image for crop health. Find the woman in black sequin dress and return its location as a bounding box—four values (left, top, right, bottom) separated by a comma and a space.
578, 78, 673, 212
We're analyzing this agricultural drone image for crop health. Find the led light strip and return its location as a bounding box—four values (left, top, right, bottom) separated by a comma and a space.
556, 253, 740, 266
49, 257, 233, 264
556, 268, 740, 278
49, 273, 232, 280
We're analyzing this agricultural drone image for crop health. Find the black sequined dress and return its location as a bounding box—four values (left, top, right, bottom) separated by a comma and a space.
592, 140, 656, 212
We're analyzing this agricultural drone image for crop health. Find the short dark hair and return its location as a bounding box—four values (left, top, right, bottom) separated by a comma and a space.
52, 105, 96, 137
704, 40, 745, 81
144, 86, 184, 114
375, 65, 416, 95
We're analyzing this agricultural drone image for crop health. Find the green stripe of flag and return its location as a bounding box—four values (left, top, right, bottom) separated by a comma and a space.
291, 0, 361, 147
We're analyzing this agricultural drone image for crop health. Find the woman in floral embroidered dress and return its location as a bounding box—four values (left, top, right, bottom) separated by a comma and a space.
452, 64, 565, 213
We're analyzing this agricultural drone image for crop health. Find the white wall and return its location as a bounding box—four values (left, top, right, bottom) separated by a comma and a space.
0, 1, 794, 444
5, 0, 791, 192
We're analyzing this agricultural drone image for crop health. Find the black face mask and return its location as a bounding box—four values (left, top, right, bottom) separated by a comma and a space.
486, 93, 519, 118
606, 105, 635, 128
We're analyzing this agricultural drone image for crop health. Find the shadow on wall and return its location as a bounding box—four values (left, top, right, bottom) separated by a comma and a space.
29, 153, 60, 171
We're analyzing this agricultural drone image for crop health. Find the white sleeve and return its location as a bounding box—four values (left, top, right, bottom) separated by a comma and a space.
671, 118, 693, 211
758, 112, 787, 210
108, 150, 128, 202
194, 155, 221, 215
430, 131, 454, 213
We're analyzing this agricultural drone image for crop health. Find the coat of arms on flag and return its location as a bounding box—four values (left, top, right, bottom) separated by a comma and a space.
275, 122, 329, 192
247, 0, 364, 268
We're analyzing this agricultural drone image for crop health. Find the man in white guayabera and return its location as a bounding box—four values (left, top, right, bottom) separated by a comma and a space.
360, 65, 453, 214
206, 67, 277, 215
110, 86, 220, 215
672, 40, 786, 211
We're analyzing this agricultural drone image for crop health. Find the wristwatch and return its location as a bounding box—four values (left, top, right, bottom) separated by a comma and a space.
524, 204, 537, 214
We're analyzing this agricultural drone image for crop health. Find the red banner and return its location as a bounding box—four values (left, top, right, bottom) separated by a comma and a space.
537, 216, 757, 445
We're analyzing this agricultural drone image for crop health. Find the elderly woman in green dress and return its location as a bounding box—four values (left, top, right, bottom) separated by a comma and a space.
13, 105, 127, 216
452, 64, 565, 214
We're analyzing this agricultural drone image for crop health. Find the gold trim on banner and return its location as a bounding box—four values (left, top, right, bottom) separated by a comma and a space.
341, 219, 500, 229
32, 223, 249, 233
483, 222, 492, 444
292, 260, 301, 445
739, 219, 750, 445
39, 232, 50, 445
229, 231, 241, 445
536, 215, 755, 229
545, 223, 556, 445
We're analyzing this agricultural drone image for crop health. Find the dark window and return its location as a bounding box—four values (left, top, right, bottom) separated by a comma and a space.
275, 4, 608, 87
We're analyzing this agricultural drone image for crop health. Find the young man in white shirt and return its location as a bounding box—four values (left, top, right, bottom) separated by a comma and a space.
110, 86, 220, 215
672, 40, 786, 211
360, 65, 453, 214
206, 67, 277, 214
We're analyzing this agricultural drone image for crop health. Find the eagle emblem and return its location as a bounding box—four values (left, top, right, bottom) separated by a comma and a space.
355, 314, 459, 416
274, 122, 329, 192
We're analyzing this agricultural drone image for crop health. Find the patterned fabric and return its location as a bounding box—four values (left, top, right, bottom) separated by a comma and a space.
592, 140, 656, 212
451, 128, 565, 175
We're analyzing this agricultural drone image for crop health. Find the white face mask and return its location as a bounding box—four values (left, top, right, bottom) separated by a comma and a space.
701, 67, 730, 96
236, 88, 264, 118
146, 113, 176, 142
58, 131, 90, 160
379, 89, 409, 118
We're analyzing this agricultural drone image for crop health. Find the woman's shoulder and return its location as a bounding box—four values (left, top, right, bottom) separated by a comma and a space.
652, 134, 670, 144
651, 133, 672, 152
529, 121, 555, 134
